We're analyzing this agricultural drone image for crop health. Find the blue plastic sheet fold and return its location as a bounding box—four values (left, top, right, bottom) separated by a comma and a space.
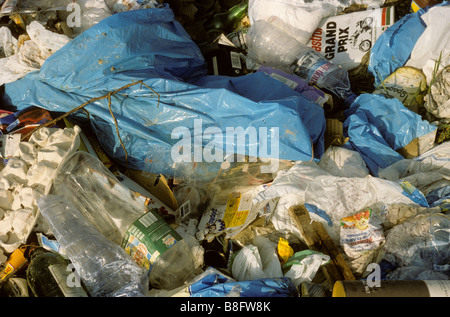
1, 5, 325, 177
343, 94, 437, 176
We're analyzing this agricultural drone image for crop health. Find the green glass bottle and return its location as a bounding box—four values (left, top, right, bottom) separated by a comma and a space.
204, 1, 248, 41
25, 247, 89, 297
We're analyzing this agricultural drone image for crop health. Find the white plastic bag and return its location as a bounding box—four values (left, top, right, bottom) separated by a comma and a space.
0, 27, 18, 57
0, 21, 71, 86
231, 244, 267, 281
318, 146, 370, 178
282, 250, 330, 287
253, 235, 284, 278
255, 161, 429, 246
405, 5, 450, 84
248, 0, 349, 44
379, 141, 450, 197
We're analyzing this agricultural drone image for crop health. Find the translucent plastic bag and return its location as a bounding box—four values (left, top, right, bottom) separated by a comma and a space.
383, 213, 450, 274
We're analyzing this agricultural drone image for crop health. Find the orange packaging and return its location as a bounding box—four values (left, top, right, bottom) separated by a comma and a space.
0, 245, 29, 283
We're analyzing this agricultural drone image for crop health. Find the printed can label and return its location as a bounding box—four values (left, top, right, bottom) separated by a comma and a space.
121, 209, 181, 275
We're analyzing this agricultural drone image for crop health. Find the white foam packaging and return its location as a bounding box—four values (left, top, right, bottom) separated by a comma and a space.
0, 126, 80, 258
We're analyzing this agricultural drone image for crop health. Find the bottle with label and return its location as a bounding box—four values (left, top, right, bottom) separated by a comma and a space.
37, 196, 150, 297
25, 247, 89, 297
333, 280, 450, 297
246, 19, 356, 104
204, 1, 249, 42
49, 151, 197, 291
0, 245, 29, 286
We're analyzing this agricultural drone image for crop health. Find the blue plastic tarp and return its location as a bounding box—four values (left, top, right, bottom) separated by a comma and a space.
343, 94, 437, 176
1, 5, 325, 177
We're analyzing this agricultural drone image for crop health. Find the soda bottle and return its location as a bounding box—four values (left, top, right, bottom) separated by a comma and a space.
48, 151, 197, 291
246, 19, 356, 103
204, 1, 249, 41
37, 196, 150, 297
25, 247, 89, 297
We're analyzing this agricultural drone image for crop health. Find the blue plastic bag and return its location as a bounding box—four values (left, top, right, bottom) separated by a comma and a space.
1, 6, 325, 177
188, 268, 298, 297
368, 1, 450, 87
343, 94, 437, 176
368, 9, 427, 87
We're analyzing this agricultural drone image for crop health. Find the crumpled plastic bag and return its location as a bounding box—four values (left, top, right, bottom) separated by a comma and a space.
405, 4, 450, 85
248, 0, 350, 44
282, 250, 330, 287
2, 6, 323, 176
378, 141, 450, 210
368, 7, 428, 87
149, 267, 298, 297
382, 213, 450, 276
254, 161, 430, 247
0, 21, 70, 86
343, 94, 437, 176
318, 146, 369, 178
369, 1, 450, 87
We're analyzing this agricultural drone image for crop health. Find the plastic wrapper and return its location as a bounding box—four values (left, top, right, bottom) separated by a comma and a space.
282, 250, 330, 287
383, 213, 450, 276
37, 194, 149, 297
306, 6, 395, 71
248, 0, 349, 44
195, 182, 277, 242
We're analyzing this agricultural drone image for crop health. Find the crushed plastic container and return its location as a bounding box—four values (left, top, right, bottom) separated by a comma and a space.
48, 151, 197, 291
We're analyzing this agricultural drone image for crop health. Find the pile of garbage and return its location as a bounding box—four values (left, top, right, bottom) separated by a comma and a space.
0, 0, 448, 298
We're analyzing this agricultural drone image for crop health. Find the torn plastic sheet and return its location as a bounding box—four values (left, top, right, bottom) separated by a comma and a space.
343, 94, 437, 176
1, 5, 321, 177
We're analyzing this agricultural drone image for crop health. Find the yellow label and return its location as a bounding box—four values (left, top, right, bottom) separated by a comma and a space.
0, 263, 15, 281
223, 193, 251, 228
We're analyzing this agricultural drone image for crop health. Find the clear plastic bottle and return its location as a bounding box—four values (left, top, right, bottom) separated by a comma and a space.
246, 19, 356, 102
48, 151, 197, 290
37, 195, 149, 297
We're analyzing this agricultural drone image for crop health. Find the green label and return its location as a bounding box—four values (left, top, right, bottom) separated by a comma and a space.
121, 209, 181, 274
